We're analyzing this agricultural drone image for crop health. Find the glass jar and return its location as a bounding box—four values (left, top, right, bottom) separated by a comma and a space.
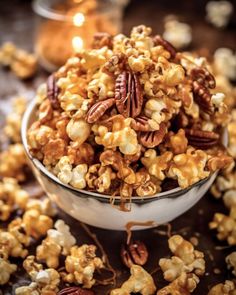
33, 0, 123, 72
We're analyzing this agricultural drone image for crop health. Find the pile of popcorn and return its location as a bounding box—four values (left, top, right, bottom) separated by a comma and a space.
27, 25, 232, 199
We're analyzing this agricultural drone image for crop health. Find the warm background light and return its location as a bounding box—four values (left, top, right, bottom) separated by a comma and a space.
73, 12, 85, 27
72, 36, 84, 52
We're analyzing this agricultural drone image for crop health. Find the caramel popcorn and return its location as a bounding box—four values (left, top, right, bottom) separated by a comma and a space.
208, 280, 236, 295
0, 42, 37, 79
0, 258, 17, 285
22, 209, 53, 240
62, 244, 104, 288
168, 148, 210, 188
226, 252, 236, 276
110, 264, 156, 295
4, 96, 27, 142
27, 25, 231, 197
159, 235, 205, 282
0, 231, 28, 259
20, 256, 60, 293
157, 272, 200, 295
0, 144, 28, 181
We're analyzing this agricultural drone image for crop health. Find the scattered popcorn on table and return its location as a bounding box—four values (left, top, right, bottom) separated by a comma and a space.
206, 1, 234, 28
0, 258, 17, 285
61, 244, 104, 288
226, 252, 236, 276
163, 18, 192, 49
214, 48, 236, 81
0, 231, 28, 259
110, 264, 156, 295
159, 235, 205, 282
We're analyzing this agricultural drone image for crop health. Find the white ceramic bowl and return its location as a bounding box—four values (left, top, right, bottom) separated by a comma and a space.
21, 99, 227, 230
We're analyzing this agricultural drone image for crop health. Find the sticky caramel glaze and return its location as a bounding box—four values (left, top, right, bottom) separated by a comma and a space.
125, 221, 158, 244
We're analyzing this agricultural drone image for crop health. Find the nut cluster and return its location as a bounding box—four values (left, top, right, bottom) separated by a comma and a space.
27, 25, 232, 199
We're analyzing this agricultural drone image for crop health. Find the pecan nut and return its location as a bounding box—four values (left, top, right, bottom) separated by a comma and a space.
153, 35, 177, 58
86, 98, 115, 123
192, 81, 213, 114
120, 240, 148, 268
190, 67, 216, 89
47, 73, 60, 109
115, 71, 143, 118
185, 128, 219, 149
131, 116, 154, 132
57, 287, 94, 295
139, 122, 167, 148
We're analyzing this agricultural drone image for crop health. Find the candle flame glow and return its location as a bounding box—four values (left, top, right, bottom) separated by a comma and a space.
73, 13, 85, 27
72, 36, 84, 52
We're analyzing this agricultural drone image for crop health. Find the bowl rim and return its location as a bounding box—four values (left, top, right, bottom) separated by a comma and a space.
21, 99, 215, 203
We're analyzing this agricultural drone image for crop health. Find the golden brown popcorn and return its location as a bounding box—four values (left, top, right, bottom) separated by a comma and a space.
0, 258, 17, 285
168, 148, 209, 188
62, 244, 104, 288
42, 138, 66, 166
209, 213, 236, 245
15, 283, 40, 295
22, 209, 53, 240
226, 252, 236, 276
22, 256, 60, 293
167, 129, 188, 155
66, 118, 91, 146
26, 198, 57, 217
141, 150, 173, 181
4, 96, 27, 142
36, 237, 61, 269
8, 218, 31, 246
159, 235, 205, 282
208, 280, 236, 295
0, 231, 28, 259
110, 264, 156, 295
93, 117, 140, 155
10, 49, 37, 79
0, 42, 17, 66
67, 142, 94, 165
157, 272, 200, 295
0, 144, 28, 181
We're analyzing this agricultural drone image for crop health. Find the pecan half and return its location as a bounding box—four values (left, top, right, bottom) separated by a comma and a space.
115, 71, 143, 118
153, 35, 177, 58
192, 81, 213, 114
185, 128, 219, 149
120, 240, 148, 268
47, 73, 60, 109
86, 98, 115, 123
92, 32, 113, 49
57, 287, 94, 295
190, 67, 216, 89
131, 116, 153, 132
139, 122, 167, 148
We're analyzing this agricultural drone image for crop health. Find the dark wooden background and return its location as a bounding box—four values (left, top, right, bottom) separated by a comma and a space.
0, 0, 236, 294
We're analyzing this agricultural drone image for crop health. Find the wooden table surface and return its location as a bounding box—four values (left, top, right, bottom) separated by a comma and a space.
0, 0, 236, 294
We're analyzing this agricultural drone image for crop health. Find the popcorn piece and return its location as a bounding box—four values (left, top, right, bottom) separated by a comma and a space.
0, 42, 17, 66
144, 99, 166, 128
66, 118, 91, 146
4, 96, 27, 142
0, 231, 28, 259
0, 144, 28, 181
70, 164, 88, 189
159, 235, 205, 282
22, 256, 60, 293
11, 49, 37, 79
22, 209, 53, 240
8, 218, 31, 247
209, 212, 236, 245
163, 18, 192, 49
168, 148, 210, 188
0, 258, 17, 285
110, 264, 156, 295
36, 238, 61, 269
206, 1, 234, 28
47, 220, 76, 255
26, 198, 57, 217
157, 272, 200, 295
214, 48, 236, 81
67, 142, 94, 165
141, 150, 173, 181
208, 280, 236, 295
93, 117, 140, 155
226, 252, 236, 276
168, 129, 188, 155
62, 244, 104, 288
15, 282, 40, 295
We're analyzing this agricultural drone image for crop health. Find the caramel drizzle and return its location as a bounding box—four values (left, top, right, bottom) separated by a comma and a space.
125, 221, 158, 244
80, 222, 117, 286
